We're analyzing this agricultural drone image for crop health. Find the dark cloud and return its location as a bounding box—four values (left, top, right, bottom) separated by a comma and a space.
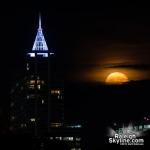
105, 64, 150, 70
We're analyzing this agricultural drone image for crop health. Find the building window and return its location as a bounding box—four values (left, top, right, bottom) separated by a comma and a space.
29, 84, 35, 89
51, 90, 61, 95
42, 99, 45, 104
51, 122, 63, 128
20, 123, 27, 128
37, 84, 41, 90
26, 63, 29, 70
30, 118, 36, 122
139, 125, 143, 130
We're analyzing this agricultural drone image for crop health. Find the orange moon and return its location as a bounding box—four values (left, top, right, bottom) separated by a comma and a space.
105, 72, 129, 84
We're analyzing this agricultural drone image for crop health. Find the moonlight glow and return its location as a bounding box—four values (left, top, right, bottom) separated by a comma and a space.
105, 72, 129, 84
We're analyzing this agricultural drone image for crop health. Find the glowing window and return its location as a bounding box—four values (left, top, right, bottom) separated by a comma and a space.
30, 118, 36, 122
21, 123, 27, 128
51, 90, 61, 95
139, 125, 143, 130
42, 99, 44, 104
28, 53, 35, 57
26, 63, 29, 70
51, 122, 62, 128
29, 85, 35, 89
37, 84, 41, 89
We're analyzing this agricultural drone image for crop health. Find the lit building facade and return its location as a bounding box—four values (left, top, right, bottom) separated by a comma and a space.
10, 15, 64, 135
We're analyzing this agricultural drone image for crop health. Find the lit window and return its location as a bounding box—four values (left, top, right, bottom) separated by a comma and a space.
51, 90, 61, 95
29, 84, 35, 89
30, 118, 36, 122
69, 137, 73, 141
21, 123, 27, 128
51, 122, 62, 128
50, 52, 54, 55
55, 137, 62, 140
76, 137, 81, 141
49, 137, 53, 140
139, 125, 143, 130
144, 124, 150, 129
37, 84, 41, 89
28, 53, 35, 57
30, 80, 35, 84
26, 63, 29, 70
42, 99, 44, 104
37, 53, 48, 57
63, 137, 73, 141
51, 90, 55, 94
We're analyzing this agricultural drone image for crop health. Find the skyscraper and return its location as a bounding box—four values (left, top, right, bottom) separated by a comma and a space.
10, 15, 64, 136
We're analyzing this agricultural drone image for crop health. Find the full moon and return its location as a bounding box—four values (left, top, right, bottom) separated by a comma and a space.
105, 72, 129, 84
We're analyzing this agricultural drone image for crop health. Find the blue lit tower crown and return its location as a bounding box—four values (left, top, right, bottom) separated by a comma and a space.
28, 15, 54, 58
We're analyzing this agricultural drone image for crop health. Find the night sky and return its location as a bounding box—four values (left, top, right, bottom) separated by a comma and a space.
1, 4, 150, 128
2, 6, 150, 82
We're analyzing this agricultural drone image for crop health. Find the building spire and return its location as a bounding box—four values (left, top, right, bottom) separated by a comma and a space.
39, 13, 42, 29
32, 14, 48, 52
28, 14, 54, 58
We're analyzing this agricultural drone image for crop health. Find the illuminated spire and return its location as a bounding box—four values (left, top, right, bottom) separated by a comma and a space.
39, 13, 42, 30
32, 15, 48, 51
28, 14, 54, 58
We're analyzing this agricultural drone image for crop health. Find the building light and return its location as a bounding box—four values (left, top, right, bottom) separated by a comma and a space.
26, 63, 29, 70
28, 53, 35, 57
37, 53, 48, 57
30, 118, 36, 122
75, 137, 81, 141
51, 122, 63, 128
30, 80, 35, 84
50, 52, 54, 55
21, 123, 27, 128
139, 125, 143, 130
63, 137, 74, 141
29, 84, 35, 89
49, 137, 53, 140
51, 90, 61, 95
67, 125, 82, 128
55, 137, 62, 140
144, 124, 150, 129
37, 84, 41, 90
42, 99, 44, 104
